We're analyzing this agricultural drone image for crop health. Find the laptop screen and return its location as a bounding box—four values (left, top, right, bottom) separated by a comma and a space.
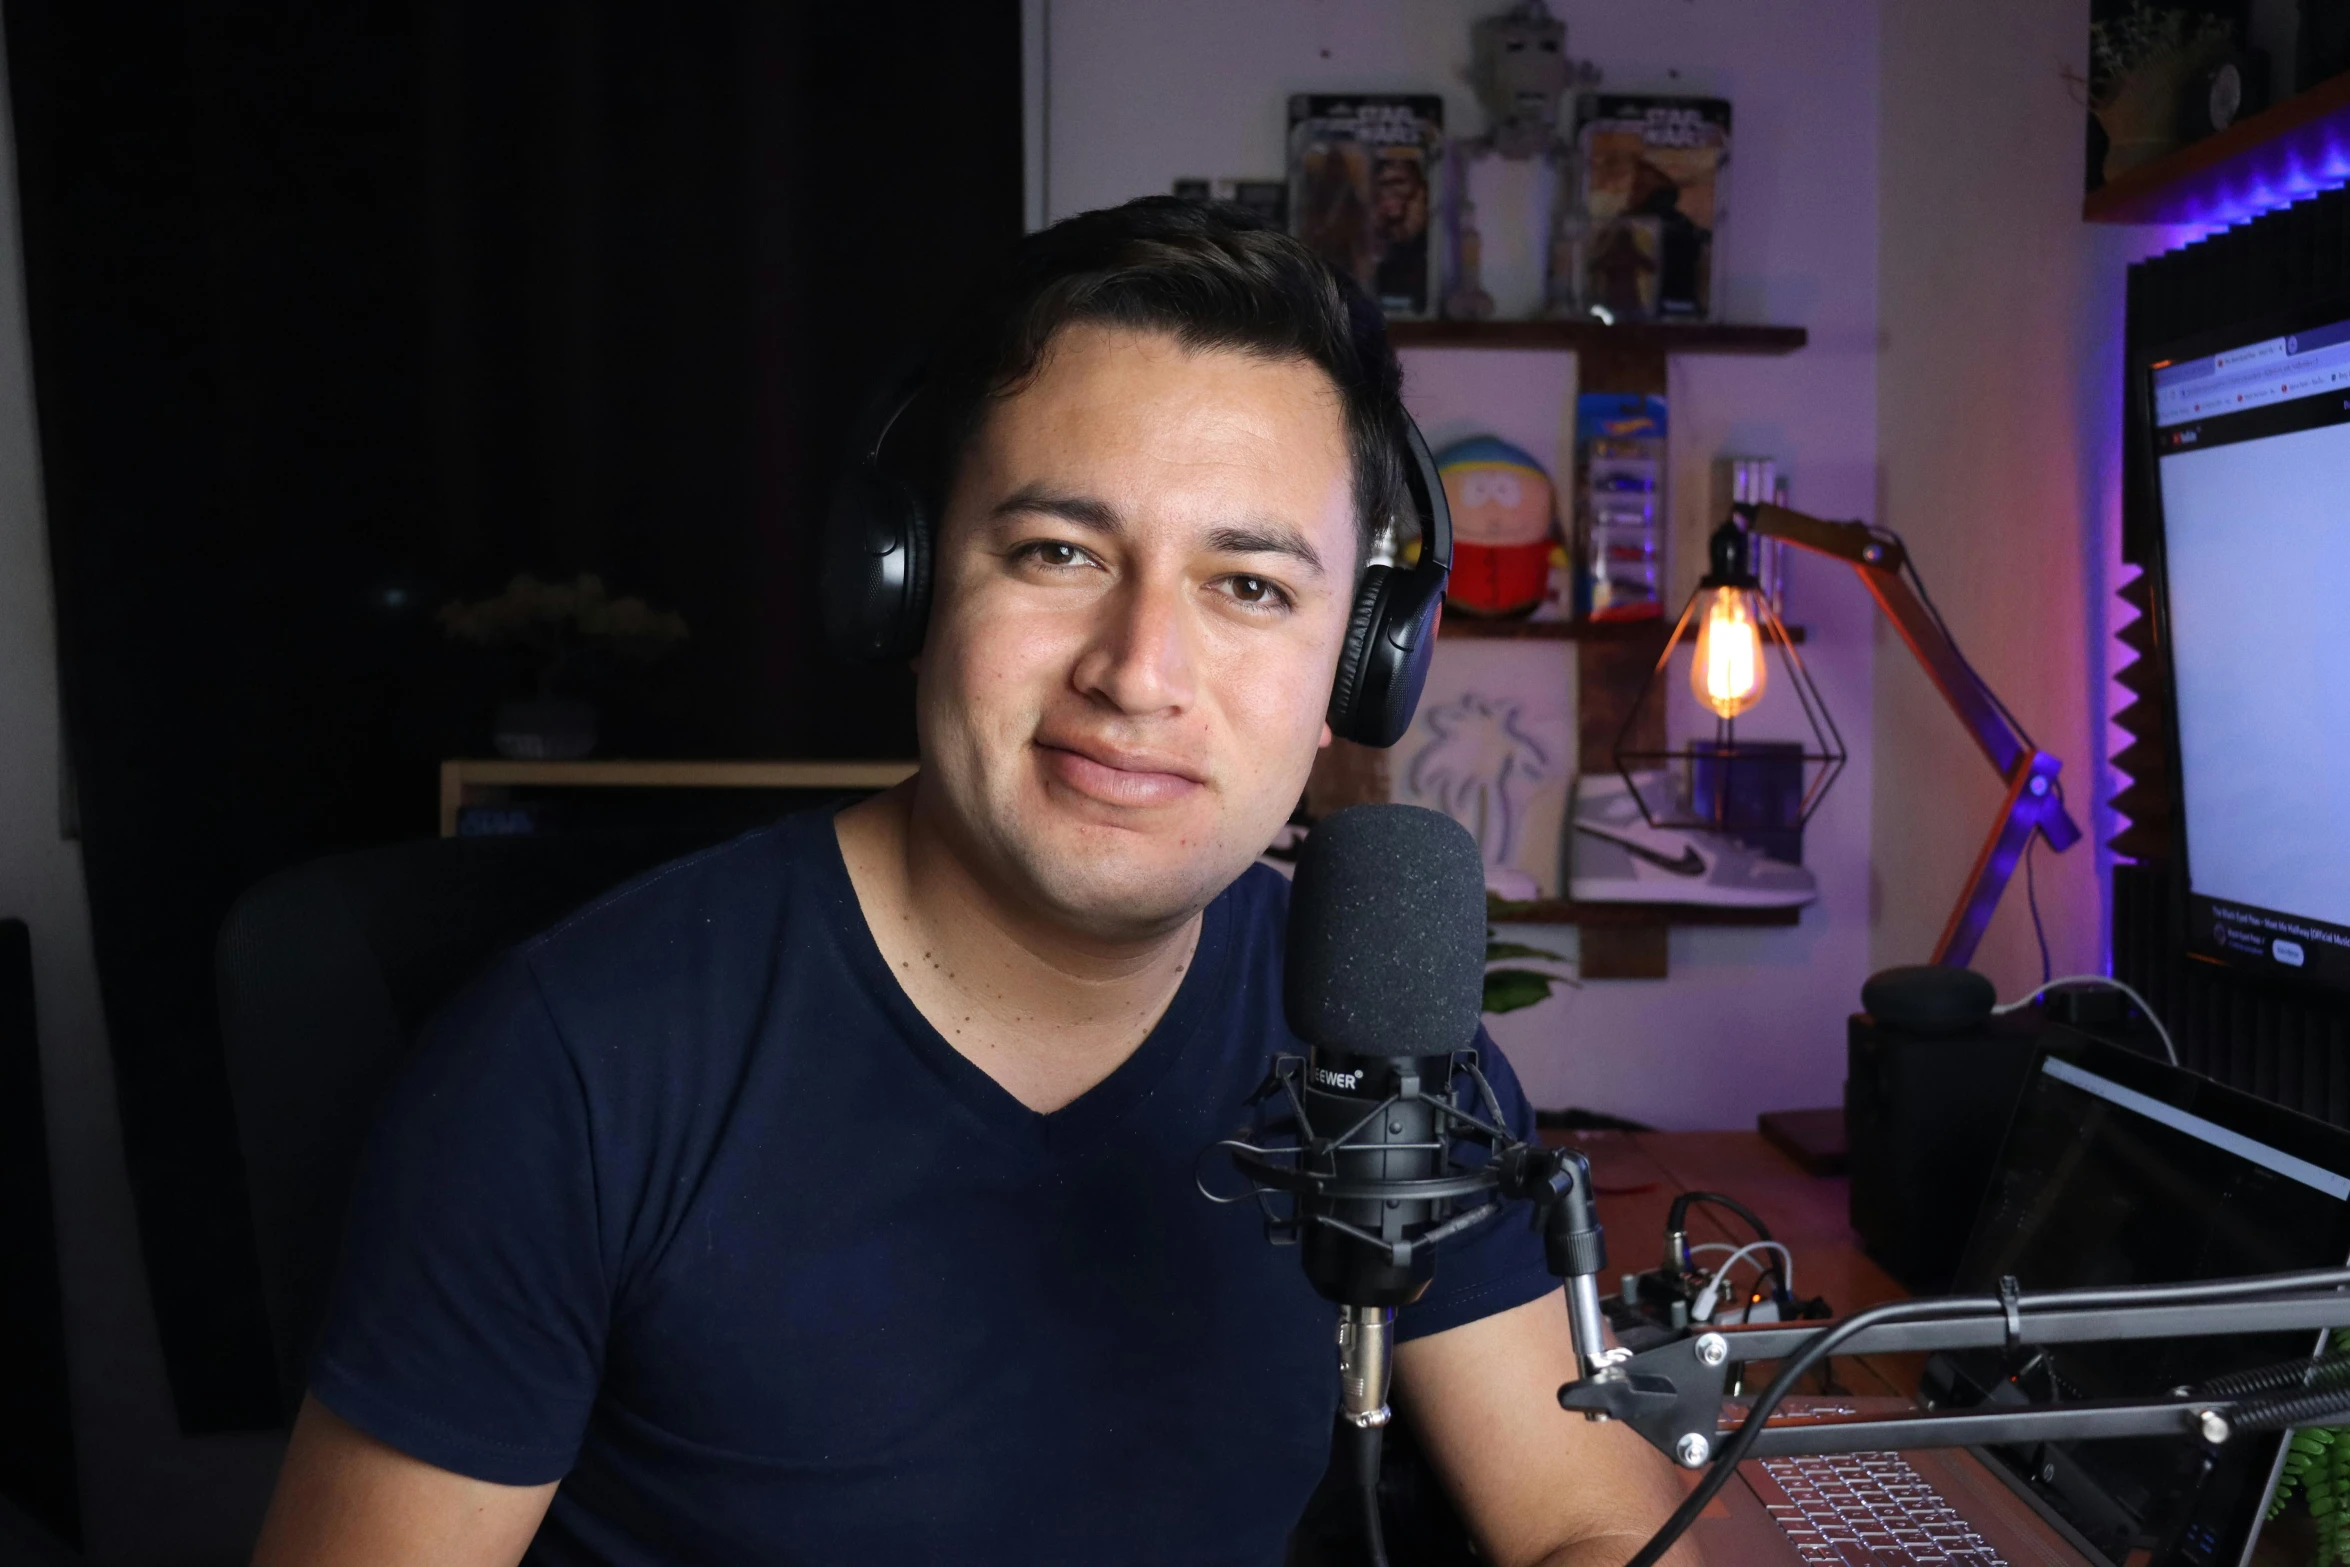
1941, 1037, 2350, 1566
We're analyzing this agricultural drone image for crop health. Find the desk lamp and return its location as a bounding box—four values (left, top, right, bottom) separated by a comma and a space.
1617, 502, 2081, 967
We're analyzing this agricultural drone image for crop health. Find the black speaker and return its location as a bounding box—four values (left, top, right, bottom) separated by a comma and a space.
1845, 1007, 2045, 1296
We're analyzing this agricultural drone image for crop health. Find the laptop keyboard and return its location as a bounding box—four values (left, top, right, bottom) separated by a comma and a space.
1750, 1452, 2011, 1566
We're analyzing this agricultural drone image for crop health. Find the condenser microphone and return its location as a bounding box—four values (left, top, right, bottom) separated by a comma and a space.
1215, 805, 1615, 1565
1284, 804, 1489, 1297
1281, 805, 1489, 1436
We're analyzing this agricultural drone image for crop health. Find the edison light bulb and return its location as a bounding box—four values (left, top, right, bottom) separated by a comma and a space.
1689, 585, 1767, 720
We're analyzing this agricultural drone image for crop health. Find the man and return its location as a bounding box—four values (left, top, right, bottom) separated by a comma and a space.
254, 199, 1698, 1566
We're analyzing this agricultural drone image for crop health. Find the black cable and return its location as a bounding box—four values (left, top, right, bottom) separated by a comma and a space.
2196, 1352, 2350, 1401
1884, 537, 2040, 753
1351, 1423, 1389, 1567
1617, 1267, 2350, 1567
2025, 834, 2052, 987
2231, 1383, 2350, 1435
1665, 1190, 1773, 1246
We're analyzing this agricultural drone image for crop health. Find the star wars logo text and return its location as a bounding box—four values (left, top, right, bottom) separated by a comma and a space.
1637, 107, 1719, 148
1338, 102, 1429, 146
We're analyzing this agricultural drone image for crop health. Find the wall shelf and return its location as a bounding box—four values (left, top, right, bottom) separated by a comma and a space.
2083, 68, 2350, 226
1347, 312, 1814, 979
1439, 617, 1805, 643
1387, 319, 1807, 355
1489, 898, 1802, 929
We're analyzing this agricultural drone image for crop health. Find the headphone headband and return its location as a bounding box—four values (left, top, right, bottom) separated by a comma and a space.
856, 364, 927, 471
1398, 415, 1452, 576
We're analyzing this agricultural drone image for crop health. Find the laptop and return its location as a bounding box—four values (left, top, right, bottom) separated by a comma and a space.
1692, 1031, 2350, 1567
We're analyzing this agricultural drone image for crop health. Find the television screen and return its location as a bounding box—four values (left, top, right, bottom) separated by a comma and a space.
2148, 310, 2350, 993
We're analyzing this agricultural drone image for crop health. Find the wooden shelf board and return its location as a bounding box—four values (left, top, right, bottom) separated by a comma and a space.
2084, 68, 2350, 225
1441, 617, 1805, 643
1386, 319, 1807, 354
1488, 897, 1804, 928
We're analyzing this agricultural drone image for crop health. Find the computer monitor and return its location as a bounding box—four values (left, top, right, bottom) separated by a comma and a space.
2146, 308, 2350, 994
1931, 1034, 2350, 1566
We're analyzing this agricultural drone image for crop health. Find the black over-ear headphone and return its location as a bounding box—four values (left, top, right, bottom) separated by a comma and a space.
820, 371, 1451, 749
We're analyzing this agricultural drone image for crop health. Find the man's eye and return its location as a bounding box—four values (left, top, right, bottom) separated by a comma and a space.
1220, 575, 1292, 612
1019, 541, 1089, 569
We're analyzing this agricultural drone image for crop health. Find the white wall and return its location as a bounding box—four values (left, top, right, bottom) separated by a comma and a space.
0, 26, 284, 1565
1874, 1, 2185, 1000
1039, 0, 1881, 1128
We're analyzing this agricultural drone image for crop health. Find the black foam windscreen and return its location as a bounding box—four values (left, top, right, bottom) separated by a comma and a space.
1284, 804, 1488, 1057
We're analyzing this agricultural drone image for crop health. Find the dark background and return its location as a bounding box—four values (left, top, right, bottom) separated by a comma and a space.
7, 0, 1021, 1431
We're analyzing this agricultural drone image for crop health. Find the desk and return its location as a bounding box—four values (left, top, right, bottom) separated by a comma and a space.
1550, 1127, 1924, 1398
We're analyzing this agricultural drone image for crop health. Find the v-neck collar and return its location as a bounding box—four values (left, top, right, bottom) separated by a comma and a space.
813, 810, 1233, 1153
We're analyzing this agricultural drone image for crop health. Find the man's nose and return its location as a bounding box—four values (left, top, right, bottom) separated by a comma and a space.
1070, 568, 1196, 716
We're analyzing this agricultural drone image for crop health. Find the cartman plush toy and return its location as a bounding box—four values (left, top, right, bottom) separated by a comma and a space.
1435, 435, 1557, 616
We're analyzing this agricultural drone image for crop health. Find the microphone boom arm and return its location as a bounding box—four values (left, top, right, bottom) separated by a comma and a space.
1527, 1162, 2350, 1567
1557, 1268, 2350, 1463
1213, 1055, 2350, 1567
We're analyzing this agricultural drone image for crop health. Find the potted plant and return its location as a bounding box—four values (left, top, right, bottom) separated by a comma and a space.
1483, 918, 1578, 1015
2266, 1335, 2350, 1563
440, 573, 689, 760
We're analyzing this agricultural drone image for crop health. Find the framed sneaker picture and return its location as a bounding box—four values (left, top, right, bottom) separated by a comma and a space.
1391, 640, 1574, 899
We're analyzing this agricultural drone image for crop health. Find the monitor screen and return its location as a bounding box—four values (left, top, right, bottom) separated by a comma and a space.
1942, 1038, 2350, 1565
2149, 315, 2350, 992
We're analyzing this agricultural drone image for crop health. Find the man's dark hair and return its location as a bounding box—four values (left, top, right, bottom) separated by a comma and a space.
916, 196, 1410, 569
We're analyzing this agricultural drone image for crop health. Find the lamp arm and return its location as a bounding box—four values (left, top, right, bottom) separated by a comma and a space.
1741, 502, 2029, 778
1736, 502, 2083, 966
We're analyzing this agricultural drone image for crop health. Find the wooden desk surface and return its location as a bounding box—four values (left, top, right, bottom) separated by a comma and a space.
1551, 1128, 1923, 1398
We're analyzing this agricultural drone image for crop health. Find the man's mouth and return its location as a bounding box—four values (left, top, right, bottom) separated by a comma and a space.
1034, 736, 1208, 808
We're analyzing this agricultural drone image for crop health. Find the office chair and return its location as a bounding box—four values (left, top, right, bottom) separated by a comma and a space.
216, 829, 724, 1417
0, 919, 79, 1557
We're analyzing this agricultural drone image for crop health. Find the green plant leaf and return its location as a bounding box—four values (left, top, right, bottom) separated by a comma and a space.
1483, 969, 1560, 1015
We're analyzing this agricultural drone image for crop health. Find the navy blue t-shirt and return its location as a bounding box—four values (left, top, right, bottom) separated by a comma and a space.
312, 808, 1555, 1565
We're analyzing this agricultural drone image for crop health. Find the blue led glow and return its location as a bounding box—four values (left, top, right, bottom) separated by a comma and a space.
2158, 129, 2350, 236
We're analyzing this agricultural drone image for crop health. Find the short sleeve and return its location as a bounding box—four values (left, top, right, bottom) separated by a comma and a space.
1395, 1030, 1560, 1341
308, 956, 609, 1485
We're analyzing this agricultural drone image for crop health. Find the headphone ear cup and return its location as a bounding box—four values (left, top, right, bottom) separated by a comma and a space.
1327, 564, 1393, 744
822, 468, 932, 662
1328, 563, 1442, 748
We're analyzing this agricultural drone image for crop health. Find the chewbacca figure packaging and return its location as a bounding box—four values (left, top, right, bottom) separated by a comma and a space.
1287, 94, 1443, 318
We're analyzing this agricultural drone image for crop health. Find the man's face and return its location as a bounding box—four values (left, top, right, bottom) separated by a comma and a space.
916, 324, 1360, 938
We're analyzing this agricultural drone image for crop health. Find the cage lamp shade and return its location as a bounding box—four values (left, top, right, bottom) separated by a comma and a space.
1613, 517, 1847, 838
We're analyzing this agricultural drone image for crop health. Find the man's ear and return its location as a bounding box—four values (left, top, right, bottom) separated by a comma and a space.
1318, 721, 1333, 749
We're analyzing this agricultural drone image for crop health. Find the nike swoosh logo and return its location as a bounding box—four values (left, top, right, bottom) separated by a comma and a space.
1575, 821, 1706, 877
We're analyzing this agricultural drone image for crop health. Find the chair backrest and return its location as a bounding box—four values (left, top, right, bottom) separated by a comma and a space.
216, 830, 719, 1416
0, 919, 78, 1552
